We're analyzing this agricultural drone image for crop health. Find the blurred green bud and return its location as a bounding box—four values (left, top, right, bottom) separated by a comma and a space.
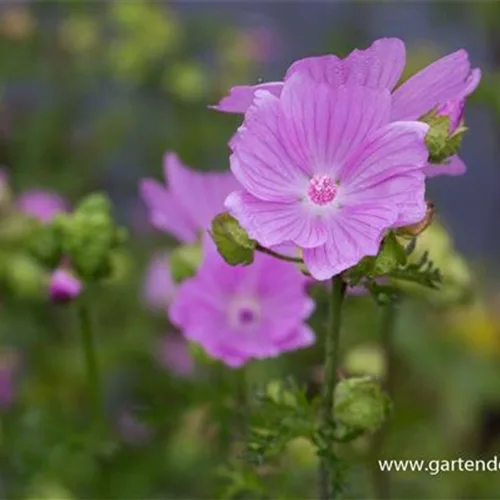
210, 213, 256, 266
60, 193, 126, 282
266, 380, 297, 407
0, 212, 37, 249
334, 377, 391, 437
27, 215, 67, 269
422, 111, 467, 164
5, 254, 47, 300
343, 344, 386, 380
284, 436, 319, 468
170, 243, 202, 284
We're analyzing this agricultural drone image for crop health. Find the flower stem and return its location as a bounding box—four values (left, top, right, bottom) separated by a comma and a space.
371, 299, 398, 499
319, 275, 346, 500
255, 243, 303, 263
77, 300, 101, 424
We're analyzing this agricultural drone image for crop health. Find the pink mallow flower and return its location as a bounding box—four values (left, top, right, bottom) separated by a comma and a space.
169, 238, 315, 368
225, 77, 429, 280
49, 268, 82, 303
17, 189, 67, 224
213, 37, 480, 177
139, 152, 239, 243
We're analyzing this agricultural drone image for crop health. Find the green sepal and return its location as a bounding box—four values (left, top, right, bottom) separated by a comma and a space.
170, 243, 202, 284
210, 213, 256, 266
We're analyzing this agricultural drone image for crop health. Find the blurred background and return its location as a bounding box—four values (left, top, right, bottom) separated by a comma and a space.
1, 1, 500, 498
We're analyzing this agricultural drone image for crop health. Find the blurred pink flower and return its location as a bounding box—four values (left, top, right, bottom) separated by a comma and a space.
214, 37, 480, 178
169, 238, 315, 368
49, 268, 82, 303
17, 189, 67, 223
139, 152, 239, 242
156, 335, 195, 378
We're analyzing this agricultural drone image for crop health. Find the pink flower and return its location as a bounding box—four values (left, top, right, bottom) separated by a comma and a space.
213, 38, 480, 177
139, 152, 239, 243
169, 238, 315, 368
17, 189, 67, 223
142, 253, 175, 311
156, 335, 195, 378
49, 268, 82, 303
225, 77, 429, 280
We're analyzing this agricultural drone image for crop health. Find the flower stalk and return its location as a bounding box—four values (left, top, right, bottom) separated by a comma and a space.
78, 298, 102, 425
319, 275, 346, 499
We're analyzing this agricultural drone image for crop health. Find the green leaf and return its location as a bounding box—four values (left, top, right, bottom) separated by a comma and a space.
372, 232, 407, 276
210, 213, 256, 266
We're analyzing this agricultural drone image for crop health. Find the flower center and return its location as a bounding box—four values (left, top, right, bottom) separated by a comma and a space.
307, 175, 337, 206
230, 298, 261, 330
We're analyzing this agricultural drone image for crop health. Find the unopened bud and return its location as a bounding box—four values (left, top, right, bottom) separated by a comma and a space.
48, 268, 82, 303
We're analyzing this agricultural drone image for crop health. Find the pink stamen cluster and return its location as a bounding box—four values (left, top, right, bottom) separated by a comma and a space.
307, 175, 337, 206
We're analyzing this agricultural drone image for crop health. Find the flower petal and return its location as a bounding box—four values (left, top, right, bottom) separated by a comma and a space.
285, 38, 406, 90
230, 90, 310, 201
139, 179, 197, 242
339, 121, 429, 191
279, 76, 392, 177
303, 205, 395, 280
165, 152, 239, 230
225, 190, 328, 248
210, 82, 284, 114
423, 155, 466, 178
392, 49, 480, 121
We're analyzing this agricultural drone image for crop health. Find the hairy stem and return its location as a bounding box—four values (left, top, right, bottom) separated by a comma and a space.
319, 275, 346, 500
371, 300, 398, 499
78, 300, 101, 424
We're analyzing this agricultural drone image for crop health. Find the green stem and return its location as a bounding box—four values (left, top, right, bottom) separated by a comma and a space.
255, 244, 303, 263
371, 300, 398, 499
319, 275, 346, 500
78, 300, 101, 424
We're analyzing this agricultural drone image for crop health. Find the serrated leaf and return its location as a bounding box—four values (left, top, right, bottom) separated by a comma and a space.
372, 232, 407, 276
210, 213, 256, 266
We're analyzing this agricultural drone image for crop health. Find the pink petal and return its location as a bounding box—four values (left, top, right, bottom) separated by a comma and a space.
423, 155, 466, 178
285, 38, 406, 90
339, 121, 429, 191
392, 49, 480, 121
165, 152, 239, 231
139, 179, 197, 242
275, 325, 315, 351
142, 253, 175, 310
229, 91, 310, 201
210, 82, 284, 114
279, 76, 392, 177
303, 205, 395, 280
225, 190, 328, 249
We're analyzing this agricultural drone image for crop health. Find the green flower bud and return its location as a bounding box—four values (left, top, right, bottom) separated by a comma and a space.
210, 212, 256, 266
334, 377, 391, 436
27, 215, 67, 269
170, 243, 202, 284
343, 344, 386, 380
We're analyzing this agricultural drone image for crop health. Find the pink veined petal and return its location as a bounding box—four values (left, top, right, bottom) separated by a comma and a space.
285, 37, 406, 91
164, 152, 238, 230
339, 121, 429, 192
229, 91, 310, 201
139, 179, 197, 243
210, 82, 284, 114
225, 191, 328, 249
392, 177, 428, 226
279, 76, 392, 176
303, 205, 395, 280
392, 49, 479, 121
423, 155, 466, 178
